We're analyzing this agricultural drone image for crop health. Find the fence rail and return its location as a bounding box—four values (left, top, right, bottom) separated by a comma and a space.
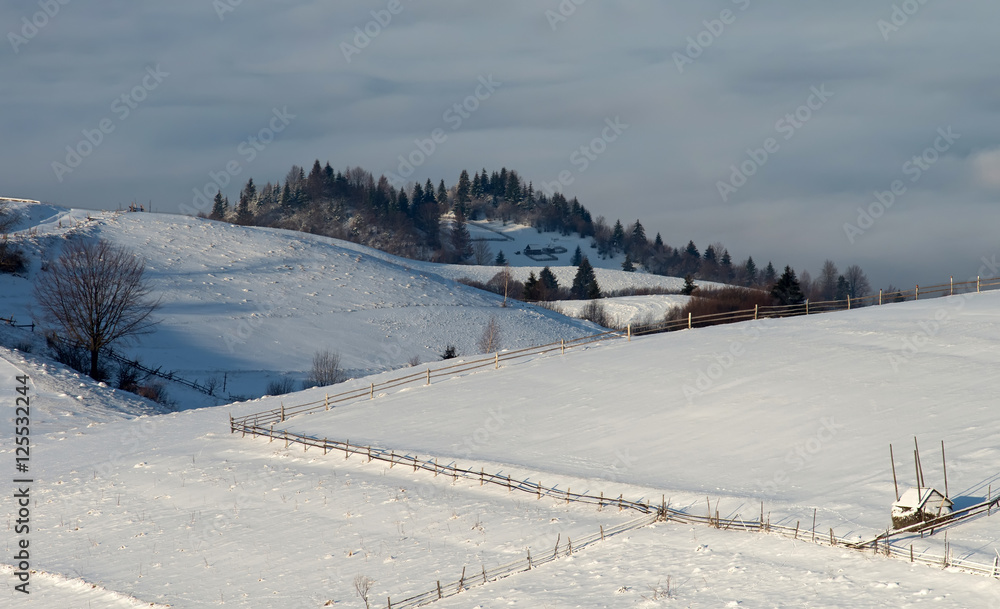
230, 420, 1000, 595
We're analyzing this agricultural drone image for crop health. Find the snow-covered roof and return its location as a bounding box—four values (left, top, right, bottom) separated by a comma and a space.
893, 487, 952, 511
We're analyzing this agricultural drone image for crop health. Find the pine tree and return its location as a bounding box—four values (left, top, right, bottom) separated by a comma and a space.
744, 256, 758, 286
763, 261, 777, 285
210, 192, 227, 220
437, 179, 449, 207
570, 245, 583, 266
539, 266, 559, 293
523, 271, 540, 301
397, 189, 409, 217
703, 245, 717, 263
494, 250, 507, 266
571, 257, 599, 299
720, 249, 733, 282
681, 274, 697, 295
456, 170, 471, 211
424, 179, 437, 205
770, 266, 805, 305
622, 254, 635, 272
611, 220, 626, 252
835, 275, 850, 300
654, 232, 664, 251
631, 220, 646, 246
450, 213, 472, 262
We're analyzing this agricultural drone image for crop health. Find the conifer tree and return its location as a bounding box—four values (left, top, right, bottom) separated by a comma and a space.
744, 256, 758, 286
763, 261, 777, 285
611, 220, 626, 252
210, 192, 227, 220
571, 257, 599, 299
770, 266, 805, 305
539, 266, 559, 296
456, 170, 471, 210
681, 274, 698, 295
494, 250, 507, 266
622, 253, 635, 272
571, 245, 583, 266
523, 271, 540, 301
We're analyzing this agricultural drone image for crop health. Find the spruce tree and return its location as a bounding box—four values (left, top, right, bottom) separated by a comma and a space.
456, 170, 471, 210
571, 245, 583, 266
611, 220, 626, 252
770, 266, 805, 305
437, 179, 449, 207
744, 256, 758, 286
571, 257, 599, 299
523, 271, 540, 300
622, 254, 635, 272
450, 213, 472, 262
210, 192, 227, 220
681, 275, 697, 295
495, 250, 507, 266
539, 266, 559, 295
763, 261, 777, 285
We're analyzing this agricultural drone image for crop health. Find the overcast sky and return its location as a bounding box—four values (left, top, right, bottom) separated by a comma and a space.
3, 1, 999, 288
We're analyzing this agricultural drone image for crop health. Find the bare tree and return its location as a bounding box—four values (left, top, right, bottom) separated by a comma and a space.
818, 259, 839, 301
472, 240, 493, 265
843, 264, 871, 298
353, 575, 374, 609
34, 239, 159, 378
307, 349, 344, 387
477, 316, 502, 354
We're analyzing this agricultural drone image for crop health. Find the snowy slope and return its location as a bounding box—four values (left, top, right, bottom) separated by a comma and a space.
277, 290, 1000, 569
5, 290, 1000, 607
0, 206, 607, 402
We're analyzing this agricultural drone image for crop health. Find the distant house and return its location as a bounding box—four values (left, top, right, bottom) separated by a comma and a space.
891, 487, 953, 529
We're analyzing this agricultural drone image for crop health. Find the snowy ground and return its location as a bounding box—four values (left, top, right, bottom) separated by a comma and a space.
1, 204, 998, 607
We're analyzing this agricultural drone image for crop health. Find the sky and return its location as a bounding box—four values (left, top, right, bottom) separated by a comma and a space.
2, 0, 999, 289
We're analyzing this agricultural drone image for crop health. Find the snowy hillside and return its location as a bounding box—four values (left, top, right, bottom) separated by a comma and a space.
0, 204, 612, 403
2, 289, 998, 606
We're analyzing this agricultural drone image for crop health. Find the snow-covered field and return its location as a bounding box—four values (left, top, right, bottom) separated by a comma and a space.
1, 204, 999, 607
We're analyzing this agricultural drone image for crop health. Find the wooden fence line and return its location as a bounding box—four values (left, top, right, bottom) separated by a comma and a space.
234, 275, 1000, 429
381, 514, 658, 609
230, 420, 1000, 588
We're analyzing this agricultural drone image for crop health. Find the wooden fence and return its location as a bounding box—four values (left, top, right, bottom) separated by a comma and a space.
633, 275, 1000, 335
233, 275, 1000, 430
230, 420, 1000, 595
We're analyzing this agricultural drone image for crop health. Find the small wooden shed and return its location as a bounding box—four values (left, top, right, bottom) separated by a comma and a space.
891, 487, 953, 529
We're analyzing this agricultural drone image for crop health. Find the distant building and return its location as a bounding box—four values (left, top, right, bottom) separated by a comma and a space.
891, 487, 953, 529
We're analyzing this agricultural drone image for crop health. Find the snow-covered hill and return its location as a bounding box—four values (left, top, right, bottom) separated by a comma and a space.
1, 205, 619, 403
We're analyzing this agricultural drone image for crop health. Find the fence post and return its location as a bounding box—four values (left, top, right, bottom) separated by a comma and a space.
325, 393, 329, 411
879, 289, 883, 306
561, 339, 565, 354
806, 300, 809, 315
229, 414, 234, 433
978, 276, 981, 293
627, 324, 631, 341
426, 368, 430, 385
847, 296, 851, 310
280, 403, 285, 422
370, 383, 374, 399
950, 276, 954, 296
495, 352, 499, 369
915, 285, 919, 300
688, 312, 692, 330
754, 304, 758, 320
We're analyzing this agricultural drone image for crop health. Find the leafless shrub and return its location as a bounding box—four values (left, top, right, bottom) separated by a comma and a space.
477, 316, 502, 354
408, 355, 421, 367
353, 575, 374, 609
306, 349, 344, 388
265, 376, 297, 396
640, 577, 672, 601
580, 300, 610, 327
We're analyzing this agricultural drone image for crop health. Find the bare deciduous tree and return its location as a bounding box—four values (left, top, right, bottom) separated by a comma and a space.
353, 575, 374, 609
34, 239, 160, 378
307, 349, 344, 387
477, 316, 502, 354
472, 239, 493, 265
843, 264, 871, 298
